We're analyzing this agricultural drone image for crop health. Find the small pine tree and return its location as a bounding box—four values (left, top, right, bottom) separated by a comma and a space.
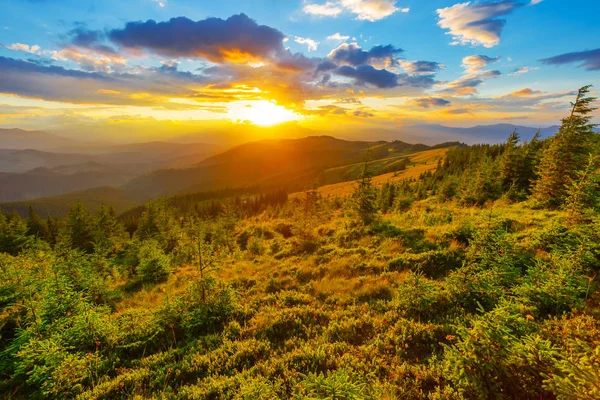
532, 85, 598, 207
500, 130, 523, 192
565, 154, 599, 224
26, 206, 48, 240
65, 202, 96, 253
352, 158, 378, 225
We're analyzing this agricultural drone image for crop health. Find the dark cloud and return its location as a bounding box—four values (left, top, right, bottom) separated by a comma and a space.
316, 60, 337, 72
540, 48, 600, 71
410, 97, 451, 108
401, 61, 443, 74
0, 56, 210, 106
328, 43, 403, 66
353, 110, 374, 117
336, 65, 399, 88
0, 56, 111, 81
108, 14, 286, 64
68, 27, 119, 56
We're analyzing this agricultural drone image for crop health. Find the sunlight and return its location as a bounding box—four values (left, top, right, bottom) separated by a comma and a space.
228, 100, 302, 126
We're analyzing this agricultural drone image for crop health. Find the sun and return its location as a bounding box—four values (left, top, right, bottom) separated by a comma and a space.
228, 100, 302, 126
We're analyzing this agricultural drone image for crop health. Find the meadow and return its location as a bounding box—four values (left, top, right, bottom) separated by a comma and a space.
0, 87, 599, 399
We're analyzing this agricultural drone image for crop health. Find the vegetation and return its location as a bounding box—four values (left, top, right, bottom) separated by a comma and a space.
0, 87, 599, 399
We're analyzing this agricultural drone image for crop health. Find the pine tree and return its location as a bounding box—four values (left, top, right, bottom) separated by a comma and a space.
532, 86, 598, 207
565, 154, 600, 224
26, 206, 48, 240
352, 159, 378, 225
65, 202, 96, 253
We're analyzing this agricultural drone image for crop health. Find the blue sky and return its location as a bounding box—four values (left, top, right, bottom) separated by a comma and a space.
0, 0, 598, 140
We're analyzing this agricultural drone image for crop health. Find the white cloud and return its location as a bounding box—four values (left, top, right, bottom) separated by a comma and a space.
152, 0, 167, 7
7, 43, 42, 54
462, 55, 500, 73
5, 42, 126, 72
437, 1, 522, 48
327, 32, 350, 41
304, 0, 407, 21
294, 36, 320, 52
530, 0, 543, 4
508, 66, 539, 76
303, 1, 343, 17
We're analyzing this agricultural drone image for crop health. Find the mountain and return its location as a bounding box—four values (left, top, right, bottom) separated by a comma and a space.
0, 128, 79, 150
409, 124, 561, 144
0, 187, 139, 218
0, 144, 222, 174
338, 124, 561, 145
121, 136, 459, 201
0, 168, 136, 202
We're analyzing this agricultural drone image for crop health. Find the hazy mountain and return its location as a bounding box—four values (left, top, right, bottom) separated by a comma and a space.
0, 168, 136, 202
338, 124, 561, 145
0, 128, 79, 150
0, 187, 139, 218
122, 136, 458, 201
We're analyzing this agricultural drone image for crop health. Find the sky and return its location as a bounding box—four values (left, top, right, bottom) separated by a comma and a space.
0, 0, 599, 142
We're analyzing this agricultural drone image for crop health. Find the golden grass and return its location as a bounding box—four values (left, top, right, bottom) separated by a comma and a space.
292, 148, 448, 198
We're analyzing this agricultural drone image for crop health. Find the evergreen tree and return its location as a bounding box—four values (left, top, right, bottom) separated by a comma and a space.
500, 130, 522, 193
532, 86, 598, 207
565, 154, 600, 224
65, 202, 96, 253
94, 204, 129, 254
352, 159, 378, 225
26, 206, 48, 240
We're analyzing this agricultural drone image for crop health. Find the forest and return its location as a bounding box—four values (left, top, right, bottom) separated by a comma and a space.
0, 86, 599, 399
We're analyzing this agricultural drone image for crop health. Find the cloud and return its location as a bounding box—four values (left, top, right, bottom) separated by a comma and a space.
328, 42, 403, 67
436, 55, 501, 96
335, 97, 362, 104
304, 0, 407, 21
5, 43, 42, 54
506, 88, 542, 96
462, 55, 500, 72
438, 70, 501, 96
508, 66, 539, 76
530, 0, 543, 4
294, 36, 319, 52
540, 48, 600, 71
108, 14, 286, 64
303, 1, 344, 17
409, 97, 451, 108
353, 109, 374, 117
335, 65, 399, 88
327, 32, 350, 41
400, 60, 443, 74
341, 0, 406, 21
67, 26, 120, 56
4, 40, 127, 72
437, 1, 524, 48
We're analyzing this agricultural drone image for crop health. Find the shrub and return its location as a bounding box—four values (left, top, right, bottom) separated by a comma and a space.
137, 239, 172, 282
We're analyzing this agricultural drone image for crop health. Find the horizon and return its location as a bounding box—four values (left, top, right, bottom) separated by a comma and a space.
1, 0, 599, 144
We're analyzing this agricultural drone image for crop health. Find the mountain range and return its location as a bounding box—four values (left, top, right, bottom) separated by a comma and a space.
0, 123, 573, 211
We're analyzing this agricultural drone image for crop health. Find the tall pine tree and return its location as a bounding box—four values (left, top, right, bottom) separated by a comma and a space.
532, 85, 597, 207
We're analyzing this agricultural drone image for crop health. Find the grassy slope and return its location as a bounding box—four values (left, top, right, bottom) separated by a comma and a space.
294, 148, 448, 198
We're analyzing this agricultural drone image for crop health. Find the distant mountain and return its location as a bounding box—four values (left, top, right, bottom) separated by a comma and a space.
122, 136, 459, 201
0, 187, 139, 218
408, 124, 561, 144
0, 128, 79, 150
0, 168, 136, 202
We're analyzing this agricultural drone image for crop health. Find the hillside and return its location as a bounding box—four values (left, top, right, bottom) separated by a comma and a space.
0, 186, 139, 218
0, 168, 136, 202
122, 136, 458, 201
